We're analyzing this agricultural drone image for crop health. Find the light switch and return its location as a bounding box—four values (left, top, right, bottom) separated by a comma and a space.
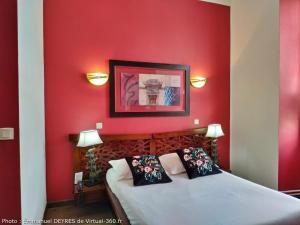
0, 128, 14, 140
96, 122, 103, 129
194, 119, 200, 125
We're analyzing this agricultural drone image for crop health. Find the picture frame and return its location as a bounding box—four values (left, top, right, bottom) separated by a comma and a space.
109, 60, 190, 117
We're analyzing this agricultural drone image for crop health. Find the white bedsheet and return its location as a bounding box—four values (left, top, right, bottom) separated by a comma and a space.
106, 169, 300, 225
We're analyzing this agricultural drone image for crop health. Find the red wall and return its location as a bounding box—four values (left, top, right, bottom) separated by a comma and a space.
0, 0, 21, 220
279, 0, 300, 191
44, 0, 230, 202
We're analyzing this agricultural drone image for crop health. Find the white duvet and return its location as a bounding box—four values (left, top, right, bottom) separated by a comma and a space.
106, 169, 300, 225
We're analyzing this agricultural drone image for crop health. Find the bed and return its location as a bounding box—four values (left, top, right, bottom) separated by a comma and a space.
106, 169, 300, 225
69, 128, 300, 225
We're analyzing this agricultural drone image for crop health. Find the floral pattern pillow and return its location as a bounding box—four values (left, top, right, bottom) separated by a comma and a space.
125, 155, 172, 186
176, 147, 222, 179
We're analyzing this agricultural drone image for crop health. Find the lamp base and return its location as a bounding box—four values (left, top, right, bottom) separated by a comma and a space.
211, 138, 219, 165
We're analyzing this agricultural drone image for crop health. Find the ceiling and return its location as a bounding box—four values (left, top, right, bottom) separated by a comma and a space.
200, 0, 231, 6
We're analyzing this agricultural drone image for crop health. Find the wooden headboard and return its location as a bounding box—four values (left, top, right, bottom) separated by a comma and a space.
69, 128, 214, 178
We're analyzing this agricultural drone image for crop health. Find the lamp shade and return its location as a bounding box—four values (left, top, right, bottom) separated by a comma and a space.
205, 124, 224, 138
190, 76, 207, 88
86, 73, 108, 86
77, 130, 103, 147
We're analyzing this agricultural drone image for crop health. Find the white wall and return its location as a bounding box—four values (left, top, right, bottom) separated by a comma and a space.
230, 0, 279, 189
18, 0, 46, 223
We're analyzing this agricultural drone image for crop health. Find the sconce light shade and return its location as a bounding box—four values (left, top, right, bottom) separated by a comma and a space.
206, 124, 224, 138
86, 72, 108, 86
190, 76, 207, 88
77, 130, 103, 147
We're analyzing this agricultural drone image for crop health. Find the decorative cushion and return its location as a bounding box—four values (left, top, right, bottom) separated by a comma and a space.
159, 153, 185, 175
176, 147, 222, 179
125, 155, 172, 186
108, 158, 132, 180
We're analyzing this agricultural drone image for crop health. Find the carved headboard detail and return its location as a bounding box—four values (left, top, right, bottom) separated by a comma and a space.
69, 128, 213, 178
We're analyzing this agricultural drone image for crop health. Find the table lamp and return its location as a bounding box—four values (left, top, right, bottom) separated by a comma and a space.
77, 130, 103, 186
205, 124, 224, 165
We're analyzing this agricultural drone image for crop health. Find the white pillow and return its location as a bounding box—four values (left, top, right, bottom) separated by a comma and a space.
108, 158, 132, 180
159, 153, 185, 175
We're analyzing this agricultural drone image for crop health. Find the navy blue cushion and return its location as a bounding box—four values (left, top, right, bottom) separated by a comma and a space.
176, 147, 222, 179
126, 155, 172, 186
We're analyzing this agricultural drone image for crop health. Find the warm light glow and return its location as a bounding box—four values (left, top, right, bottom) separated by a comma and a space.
206, 124, 224, 138
190, 76, 207, 88
86, 72, 109, 86
77, 130, 103, 147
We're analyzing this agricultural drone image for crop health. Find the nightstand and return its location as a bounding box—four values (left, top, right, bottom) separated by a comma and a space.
74, 180, 107, 206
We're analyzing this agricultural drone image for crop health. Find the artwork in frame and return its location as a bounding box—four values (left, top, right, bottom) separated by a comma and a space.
109, 60, 190, 117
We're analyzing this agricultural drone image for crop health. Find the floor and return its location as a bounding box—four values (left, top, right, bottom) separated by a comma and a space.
44, 200, 117, 225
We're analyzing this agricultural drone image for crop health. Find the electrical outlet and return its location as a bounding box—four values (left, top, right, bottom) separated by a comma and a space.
194, 119, 200, 125
96, 122, 103, 129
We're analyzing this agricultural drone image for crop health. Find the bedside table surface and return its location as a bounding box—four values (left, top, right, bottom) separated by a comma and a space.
74, 183, 105, 194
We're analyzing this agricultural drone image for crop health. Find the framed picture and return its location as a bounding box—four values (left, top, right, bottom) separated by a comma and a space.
109, 60, 190, 117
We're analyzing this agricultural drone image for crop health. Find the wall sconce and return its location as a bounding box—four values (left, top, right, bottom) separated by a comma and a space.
190, 76, 207, 88
86, 72, 109, 86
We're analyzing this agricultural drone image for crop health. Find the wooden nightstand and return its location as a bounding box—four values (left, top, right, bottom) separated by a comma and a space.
74, 180, 107, 205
